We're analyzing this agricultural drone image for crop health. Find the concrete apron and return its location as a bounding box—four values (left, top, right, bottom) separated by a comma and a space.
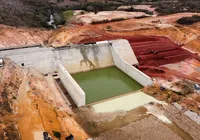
90, 91, 172, 125
91, 91, 165, 113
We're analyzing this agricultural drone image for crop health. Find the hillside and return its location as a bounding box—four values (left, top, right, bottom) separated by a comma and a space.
0, 0, 199, 28
0, 0, 51, 27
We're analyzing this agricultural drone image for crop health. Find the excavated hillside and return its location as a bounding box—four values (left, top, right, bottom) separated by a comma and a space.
48, 13, 200, 53
0, 24, 51, 48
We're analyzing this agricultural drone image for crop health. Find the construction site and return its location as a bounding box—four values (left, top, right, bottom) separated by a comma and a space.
0, 2, 200, 140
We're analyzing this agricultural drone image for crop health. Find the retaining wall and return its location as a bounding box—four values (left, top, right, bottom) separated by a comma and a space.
0, 47, 56, 73
110, 45, 153, 86
58, 63, 85, 107
110, 39, 139, 65
57, 43, 114, 74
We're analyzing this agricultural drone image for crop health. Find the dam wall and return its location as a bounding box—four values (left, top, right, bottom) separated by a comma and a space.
110, 44, 153, 86
0, 46, 56, 73
110, 39, 139, 65
57, 43, 114, 74
0, 39, 152, 106
58, 63, 86, 107
0, 39, 138, 75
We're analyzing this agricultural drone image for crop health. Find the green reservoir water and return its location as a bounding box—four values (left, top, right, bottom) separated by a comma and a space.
72, 66, 142, 104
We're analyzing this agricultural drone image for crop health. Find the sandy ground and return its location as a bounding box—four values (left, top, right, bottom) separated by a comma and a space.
77, 11, 150, 24
163, 59, 200, 81
118, 5, 157, 15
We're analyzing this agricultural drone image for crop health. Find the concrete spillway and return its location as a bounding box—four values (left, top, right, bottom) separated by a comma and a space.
0, 39, 153, 107
72, 66, 142, 104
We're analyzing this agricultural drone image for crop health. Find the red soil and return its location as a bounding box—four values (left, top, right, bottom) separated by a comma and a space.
128, 36, 193, 67
128, 36, 200, 81
136, 66, 172, 79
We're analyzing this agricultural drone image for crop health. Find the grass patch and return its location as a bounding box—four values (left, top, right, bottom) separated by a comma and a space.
62, 10, 74, 22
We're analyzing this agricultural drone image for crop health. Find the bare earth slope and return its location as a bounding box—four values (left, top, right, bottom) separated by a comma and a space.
48, 13, 200, 53
0, 24, 50, 48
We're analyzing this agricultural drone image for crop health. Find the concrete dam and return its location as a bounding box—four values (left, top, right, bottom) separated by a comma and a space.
0, 39, 152, 107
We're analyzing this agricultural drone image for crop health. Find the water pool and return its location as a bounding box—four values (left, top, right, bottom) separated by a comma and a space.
72, 66, 142, 104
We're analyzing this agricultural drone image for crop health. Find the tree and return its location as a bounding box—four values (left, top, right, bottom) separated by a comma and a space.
86, 5, 94, 12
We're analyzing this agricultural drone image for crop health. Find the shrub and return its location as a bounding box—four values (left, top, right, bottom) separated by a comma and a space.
91, 18, 126, 24
119, 7, 153, 15
91, 19, 109, 24
110, 18, 125, 22
106, 25, 112, 30
62, 10, 74, 22
134, 15, 149, 19
80, 11, 85, 15
177, 15, 200, 25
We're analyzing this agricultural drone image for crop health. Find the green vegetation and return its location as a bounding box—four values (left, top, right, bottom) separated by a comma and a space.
119, 7, 153, 15
62, 10, 74, 22
80, 10, 85, 15
134, 15, 149, 19
0, 0, 51, 27
57, 0, 64, 2
91, 18, 125, 24
106, 25, 112, 30
36, 13, 49, 28
155, 1, 200, 15
177, 15, 200, 25
1, 0, 200, 28
67, 2, 121, 12
52, 131, 61, 139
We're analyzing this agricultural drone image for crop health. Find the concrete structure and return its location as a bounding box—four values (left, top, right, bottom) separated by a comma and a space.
0, 46, 56, 73
110, 43, 153, 86
110, 39, 138, 65
0, 39, 153, 107
92, 91, 163, 113
58, 63, 85, 107
57, 43, 114, 74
